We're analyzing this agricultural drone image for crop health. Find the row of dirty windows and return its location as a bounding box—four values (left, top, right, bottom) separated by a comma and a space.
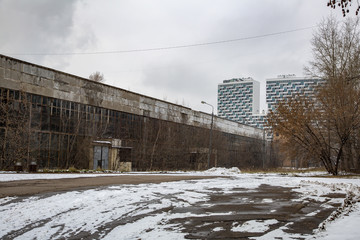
0, 88, 143, 138
1, 88, 138, 118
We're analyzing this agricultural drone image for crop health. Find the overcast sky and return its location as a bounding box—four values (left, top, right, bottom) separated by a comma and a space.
0, 0, 351, 113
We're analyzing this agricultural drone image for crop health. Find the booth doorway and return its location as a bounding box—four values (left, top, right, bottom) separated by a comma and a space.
93, 146, 109, 170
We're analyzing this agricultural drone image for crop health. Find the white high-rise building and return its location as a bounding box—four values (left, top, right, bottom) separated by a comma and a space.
266, 75, 323, 112
217, 77, 262, 127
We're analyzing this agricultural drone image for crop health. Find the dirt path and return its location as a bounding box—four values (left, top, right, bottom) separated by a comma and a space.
0, 175, 218, 198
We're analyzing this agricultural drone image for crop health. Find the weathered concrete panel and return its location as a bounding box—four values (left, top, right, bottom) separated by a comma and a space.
0, 77, 20, 91
10, 69, 23, 82
22, 73, 37, 86
0, 57, 4, 68
4, 58, 22, 72
0, 67, 4, 82
36, 77, 53, 89
39, 68, 55, 80
22, 64, 38, 76
4, 69, 10, 79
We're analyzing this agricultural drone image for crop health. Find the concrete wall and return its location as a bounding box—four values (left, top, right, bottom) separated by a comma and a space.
0, 54, 263, 139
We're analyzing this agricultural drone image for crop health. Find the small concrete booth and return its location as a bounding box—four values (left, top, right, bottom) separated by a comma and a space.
90, 139, 132, 171
189, 148, 218, 170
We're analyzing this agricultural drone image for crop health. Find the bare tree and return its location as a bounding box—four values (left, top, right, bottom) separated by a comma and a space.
267, 16, 360, 175
327, 0, 360, 16
0, 92, 34, 170
89, 71, 105, 83
305, 16, 360, 79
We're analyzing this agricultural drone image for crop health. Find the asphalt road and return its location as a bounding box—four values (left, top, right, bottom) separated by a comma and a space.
0, 175, 218, 198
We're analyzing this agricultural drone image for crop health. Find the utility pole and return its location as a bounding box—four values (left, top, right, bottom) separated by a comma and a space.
263, 129, 266, 169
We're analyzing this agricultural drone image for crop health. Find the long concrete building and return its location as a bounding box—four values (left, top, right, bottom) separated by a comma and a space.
0, 54, 265, 171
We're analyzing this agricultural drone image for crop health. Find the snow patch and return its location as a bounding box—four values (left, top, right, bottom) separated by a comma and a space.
232, 219, 278, 233
261, 198, 273, 203
306, 209, 321, 217
204, 167, 241, 175
213, 227, 224, 232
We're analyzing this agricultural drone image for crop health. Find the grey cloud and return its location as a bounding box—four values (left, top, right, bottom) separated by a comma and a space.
142, 61, 213, 95
0, 0, 96, 69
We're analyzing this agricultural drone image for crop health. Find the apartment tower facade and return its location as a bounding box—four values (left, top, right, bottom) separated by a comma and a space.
218, 75, 323, 129
266, 75, 323, 112
217, 78, 262, 127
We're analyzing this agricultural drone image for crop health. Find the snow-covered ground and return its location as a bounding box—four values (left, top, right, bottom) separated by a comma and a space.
0, 168, 359, 239
0, 172, 126, 182
0, 167, 324, 182
0, 167, 242, 182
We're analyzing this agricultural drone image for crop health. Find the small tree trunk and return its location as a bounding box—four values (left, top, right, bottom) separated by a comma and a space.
149, 124, 161, 170
334, 146, 344, 175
